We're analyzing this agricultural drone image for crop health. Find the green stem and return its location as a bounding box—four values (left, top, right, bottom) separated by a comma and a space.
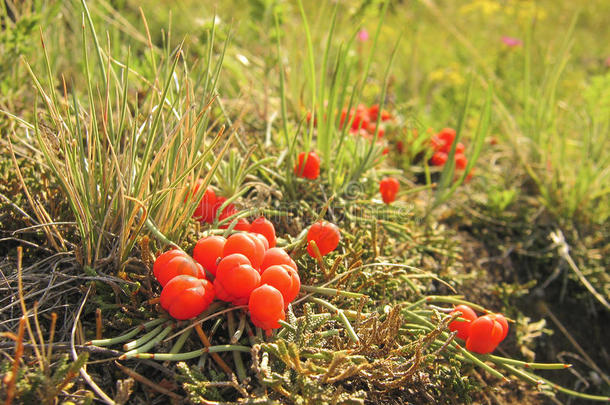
86, 317, 167, 347
122, 323, 165, 351
169, 328, 192, 354
310, 297, 359, 344
228, 312, 247, 382
301, 285, 366, 299
123, 325, 173, 357
132, 345, 251, 361
486, 354, 571, 370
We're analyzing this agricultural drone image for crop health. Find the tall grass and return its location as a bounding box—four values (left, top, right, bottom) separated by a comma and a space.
516, 16, 610, 225
5, 1, 233, 268
274, 1, 399, 196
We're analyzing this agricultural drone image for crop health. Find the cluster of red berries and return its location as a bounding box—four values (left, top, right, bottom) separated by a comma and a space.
429, 128, 468, 170
153, 217, 299, 331
190, 181, 249, 230
379, 177, 400, 204
448, 305, 509, 354
339, 103, 392, 138
153, 215, 342, 330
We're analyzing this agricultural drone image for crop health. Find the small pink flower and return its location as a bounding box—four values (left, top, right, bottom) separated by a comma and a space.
358, 29, 369, 42
501, 36, 523, 47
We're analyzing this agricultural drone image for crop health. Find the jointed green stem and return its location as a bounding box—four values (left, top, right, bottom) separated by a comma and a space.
123, 324, 165, 351
169, 328, 192, 354
122, 325, 173, 358
301, 285, 366, 299
132, 345, 251, 361
486, 354, 571, 370
86, 317, 167, 347
310, 297, 359, 344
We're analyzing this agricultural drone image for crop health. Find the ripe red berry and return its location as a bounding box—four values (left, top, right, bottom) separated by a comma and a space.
306, 221, 340, 258
368, 104, 392, 122
448, 305, 478, 340
437, 128, 456, 150
430, 151, 448, 166
396, 141, 404, 153
223, 233, 265, 270
465, 314, 509, 354
260, 264, 300, 306
261, 248, 297, 272
160, 275, 215, 320
220, 215, 251, 231
367, 122, 385, 138
294, 152, 321, 180
215, 254, 261, 305
455, 142, 465, 154
379, 177, 400, 204
248, 284, 286, 330
454, 153, 468, 170
430, 136, 446, 152
351, 112, 370, 132
368, 104, 380, 121
250, 217, 277, 248
153, 249, 188, 279
153, 251, 205, 287
192, 184, 217, 223
193, 235, 226, 276
488, 313, 509, 342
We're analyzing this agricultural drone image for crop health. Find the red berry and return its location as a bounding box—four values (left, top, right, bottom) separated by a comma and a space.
215, 254, 261, 305
437, 128, 456, 150
246, 233, 267, 269
306, 221, 340, 258
448, 305, 478, 340
261, 248, 297, 272
223, 233, 265, 270
294, 152, 321, 180
367, 122, 385, 138
465, 314, 508, 354
396, 141, 404, 153
306, 111, 317, 126
216, 200, 237, 225
221, 217, 251, 232
260, 264, 300, 306
193, 236, 226, 276
455, 153, 468, 170
351, 112, 370, 132
192, 184, 217, 223
253, 232, 269, 250
465, 169, 475, 183
235, 218, 252, 231
153, 249, 188, 280
160, 275, 214, 320
368, 104, 392, 122
250, 217, 277, 248
154, 251, 205, 287
379, 177, 400, 204
488, 313, 509, 342
430, 151, 448, 166
455, 142, 465, 154
248, 284, 286, 330
368, 104, 380, 121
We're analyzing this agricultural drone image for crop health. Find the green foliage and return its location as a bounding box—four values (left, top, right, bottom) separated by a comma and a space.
1, 353, 92, 405
176, 362, 226, 403
5, 1, 233, 267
